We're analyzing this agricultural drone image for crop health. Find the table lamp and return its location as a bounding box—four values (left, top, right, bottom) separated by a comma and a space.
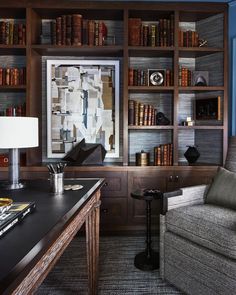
0, 117, 39, 189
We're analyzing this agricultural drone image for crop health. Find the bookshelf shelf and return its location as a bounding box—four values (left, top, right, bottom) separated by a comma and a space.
0, 85, 26, 92
31, 45, 123, 56
128, 46, 174, 57
128, 125, 174, 130
128, 86, 174, 93
178, 126, 224, 130
178, 86, 225, 92
179, 47, 224, 58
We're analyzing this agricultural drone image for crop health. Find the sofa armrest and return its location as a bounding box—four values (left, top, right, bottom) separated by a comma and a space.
160, 184, 209, 215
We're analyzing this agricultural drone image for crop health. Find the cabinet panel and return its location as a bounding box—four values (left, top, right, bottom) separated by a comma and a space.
100, 197, 127, 225
74, 171, 127, 197
166, 167, 218, 191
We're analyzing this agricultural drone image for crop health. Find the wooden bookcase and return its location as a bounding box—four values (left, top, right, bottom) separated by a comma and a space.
0, 0, 227, 232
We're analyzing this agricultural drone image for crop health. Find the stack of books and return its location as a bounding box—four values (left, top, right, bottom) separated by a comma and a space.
128, 15, 174, 47
128, 100, 157, 126
0, 202, 35, 238
179, 66, 192, 87
179, 29, 199, 47
0, 20, 26, 45
154, 143, 173, 166
0, 67, 26, 86
42, 14, 108, 46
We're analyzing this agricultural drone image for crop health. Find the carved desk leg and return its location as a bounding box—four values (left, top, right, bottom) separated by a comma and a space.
86, 191, 101, 295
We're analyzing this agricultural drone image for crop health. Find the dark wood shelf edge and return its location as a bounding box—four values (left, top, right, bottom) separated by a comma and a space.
178, 126, 223, 130
128, 126, 174, 130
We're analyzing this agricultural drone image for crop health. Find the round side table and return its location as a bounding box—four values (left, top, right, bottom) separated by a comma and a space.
131, 189, 162, 271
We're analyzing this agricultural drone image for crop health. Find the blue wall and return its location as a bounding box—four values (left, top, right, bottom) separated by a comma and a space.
229, 1, 236, 135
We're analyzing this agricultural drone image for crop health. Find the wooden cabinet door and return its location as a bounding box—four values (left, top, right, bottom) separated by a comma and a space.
127, 170, 169, 226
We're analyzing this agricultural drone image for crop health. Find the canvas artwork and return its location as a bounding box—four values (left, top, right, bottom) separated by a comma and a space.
47, 60, 119, 158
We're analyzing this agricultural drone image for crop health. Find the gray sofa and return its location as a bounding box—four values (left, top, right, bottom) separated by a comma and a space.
160, 170, 236, 295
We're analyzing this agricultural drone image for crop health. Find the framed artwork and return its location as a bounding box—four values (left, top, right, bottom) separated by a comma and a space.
195, 96, 221, 120
46, 59, 120, 158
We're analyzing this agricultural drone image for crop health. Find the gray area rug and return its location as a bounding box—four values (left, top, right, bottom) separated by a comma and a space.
36, 236, 183, 294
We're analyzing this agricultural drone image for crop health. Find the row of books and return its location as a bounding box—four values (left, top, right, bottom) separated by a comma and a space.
154, 143, 173, 166
179, 67, 192, 87
128, 68, 173, 86
42, 14, 108, 46
178, 29, 199, 47
128, 16, 174, 47
128, 100, 157, 126
0, 103, 26, 117
0, 21, 26, 45
0, 67, 26, 86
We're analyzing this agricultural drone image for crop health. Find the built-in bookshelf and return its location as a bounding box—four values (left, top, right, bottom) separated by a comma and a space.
0, 1, 228, 168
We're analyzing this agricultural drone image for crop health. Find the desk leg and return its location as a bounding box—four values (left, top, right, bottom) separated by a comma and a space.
86, 191, 101, 295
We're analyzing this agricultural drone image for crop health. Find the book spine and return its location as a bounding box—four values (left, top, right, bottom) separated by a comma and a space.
72, 14, 82, 46
9, 21, 14, 45
128, 100, 134, 125
66, 15, 72, 45
51, 21, 56, 45
18, 23, 23, 45
0, 21, 6, 44
5, 22, 10, 45
88, 20, 95, 46
128, 18, 141, 46
56, 17, 62, 45
128, 68, 134, 86
61, 15, 67, 45
82, 19, 88, 45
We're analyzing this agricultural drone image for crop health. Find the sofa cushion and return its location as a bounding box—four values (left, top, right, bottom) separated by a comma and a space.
205, 167, 236, 209
166, 204, 236, 259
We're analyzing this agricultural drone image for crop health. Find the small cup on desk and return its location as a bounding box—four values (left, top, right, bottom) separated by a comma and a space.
50, 172, 64, 194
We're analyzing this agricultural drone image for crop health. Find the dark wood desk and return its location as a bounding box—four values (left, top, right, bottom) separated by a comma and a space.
0, 178, 104, 295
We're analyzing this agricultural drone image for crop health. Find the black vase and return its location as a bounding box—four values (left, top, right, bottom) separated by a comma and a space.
184, 146, 200, 164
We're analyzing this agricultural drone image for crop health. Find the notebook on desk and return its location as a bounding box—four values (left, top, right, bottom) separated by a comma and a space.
0, 202, 36, 238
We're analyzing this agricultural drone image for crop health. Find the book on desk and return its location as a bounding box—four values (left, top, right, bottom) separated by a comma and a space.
0, 202, 36, 238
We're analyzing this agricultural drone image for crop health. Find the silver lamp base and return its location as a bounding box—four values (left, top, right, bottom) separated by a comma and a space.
0, 181, 25, 190
1, 148, 25, 190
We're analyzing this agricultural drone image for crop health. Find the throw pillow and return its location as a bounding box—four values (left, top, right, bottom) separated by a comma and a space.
205, 167, 236, 209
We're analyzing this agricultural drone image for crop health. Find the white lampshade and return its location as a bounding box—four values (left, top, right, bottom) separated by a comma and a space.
0, 117, 39, 149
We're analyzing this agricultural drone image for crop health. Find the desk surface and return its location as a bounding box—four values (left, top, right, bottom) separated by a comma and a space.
0, 178, 104, 293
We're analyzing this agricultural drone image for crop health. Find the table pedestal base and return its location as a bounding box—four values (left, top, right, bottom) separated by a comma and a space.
134, 249, 159, 271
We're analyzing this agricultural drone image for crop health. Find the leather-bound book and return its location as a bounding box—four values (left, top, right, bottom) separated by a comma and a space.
5, 22, 10, 45
98, 21, 107, 46
88, 20, 95, 46
66, 15, 72, 45
128, 100, 134, 125
139, 103, 144, 126
0, 21, 5, 44
56, 17, 62, 45
128, 18, 141, 46
61, 15, 66, 45
9, 21, 14, 45
18, 23, 23, 45
72, 14, 82, 46
128, 68, 134, 86
13, 23, 18, 45
82, 19, 88, 45
94, 21, 99, 46
50, 20, 56, 45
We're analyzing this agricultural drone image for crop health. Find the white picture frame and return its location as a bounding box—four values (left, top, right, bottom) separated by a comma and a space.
46, 59, 120, 159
